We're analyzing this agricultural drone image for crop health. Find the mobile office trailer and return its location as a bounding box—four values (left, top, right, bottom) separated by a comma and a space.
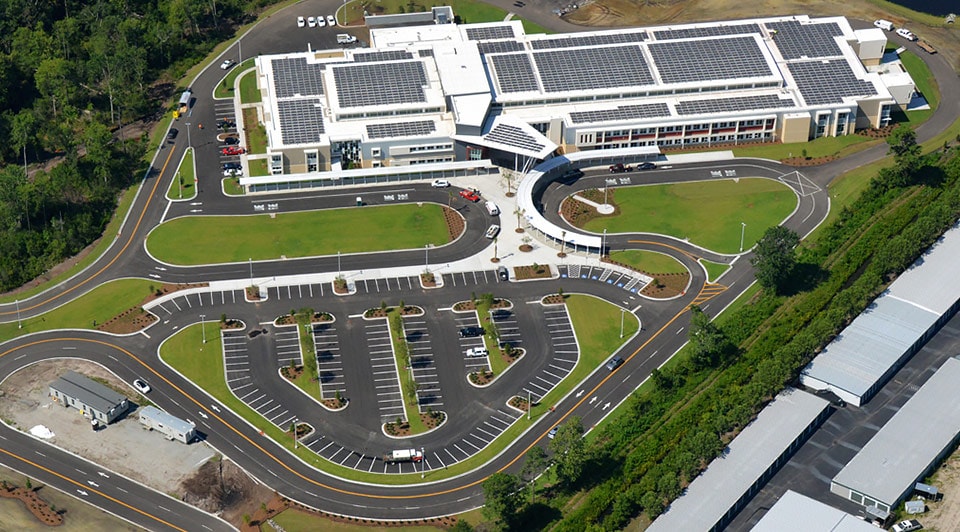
139, 406, 196, 444
384, 449, 423, 463
175, 89, 192, 119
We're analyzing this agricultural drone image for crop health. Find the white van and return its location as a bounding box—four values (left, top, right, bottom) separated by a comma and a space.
873, 19, 894, 31
337, 33, 357, 44
485, 201, 500, 216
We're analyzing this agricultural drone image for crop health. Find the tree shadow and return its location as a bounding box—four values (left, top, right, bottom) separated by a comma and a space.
781, 261, 829, 296
516, 502, 562, 530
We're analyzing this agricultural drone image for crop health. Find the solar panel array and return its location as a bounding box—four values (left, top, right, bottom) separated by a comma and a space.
569, 103, 671, 124
530, 31, 646, 50
767, 21, 843, 59
272, 57, 325, 98
352, 50, 414, 63
490, 54, 540, 93
485, 124, 546, 153
418, 49, 434, 58
277, 99, 325, 144
649, 36, 772, 84
676, 94, 795, 115
653, 23, 762, 41
788, 60, 877, 105
465, 25, 516, 41
478, 40, 526, 55
534, 46, 654, 92
366, 120, 436, 139
333, 62, 427, 107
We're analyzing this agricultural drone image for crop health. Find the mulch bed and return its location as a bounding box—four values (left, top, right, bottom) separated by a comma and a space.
469, 370, 494, 386
603, 257, 689, 299
508, 395, 531, 412
245, 286, 261, 300
420, 273, 438, 287
514, 264, 551, 280
364, 306, 423, 319
98, 282, 205, 334
781, 155, 838, 166
221, 319, 244, 330
560, 190, 620, 228
322, 397, 347, 410
452, 298, 511, 311
519, 244, 533, 252
0, 482, 63, 526
442, 205, 465, 241
332, 279, 349, 294
274, 312, 333, 326
384, 411, 446, 436
541, 294, 566, 305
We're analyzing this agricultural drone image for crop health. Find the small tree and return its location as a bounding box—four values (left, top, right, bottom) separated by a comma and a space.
482, 472, 522, 528
750, 226, 800, 294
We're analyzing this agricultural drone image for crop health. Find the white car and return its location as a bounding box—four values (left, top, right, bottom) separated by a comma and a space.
219, 59, 235, 70
223, 168, 241, 177
431, 179, 451, 188
327, 15, 336, 26
465, 347, 489, 358
485, 224, 501, 239
133, 379, 151, 394
896, 28, 918, 41
307, 16, 317, 28
317, 16, 326, 27
297, 16, 305, 28
892, 520, 922, 532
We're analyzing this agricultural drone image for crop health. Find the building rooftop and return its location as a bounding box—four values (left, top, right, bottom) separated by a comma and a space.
832, 356, 960, 507
752, 490, 879, 532
139, 406, 196, 436
648, 388, 829, 531
50, 370, 127, 414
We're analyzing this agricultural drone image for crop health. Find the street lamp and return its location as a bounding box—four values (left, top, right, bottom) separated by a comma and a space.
200, 314, 207, 344
620, 308, 626, 338
425, 244, 429, 272
238, 39, 243, 63
601, 228, 607, 257
185, 122, 192, 148
293, 418, 299, 449
739, 222, 747, 253
527, 389, 531, 420
248, 257, 253, 286
421, 446, 425, 479
16, 299, 22, 329
337, 250, 341, 277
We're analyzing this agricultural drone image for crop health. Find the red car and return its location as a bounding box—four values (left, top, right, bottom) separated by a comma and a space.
222, 146, 245, 156
459, 189, 481, 202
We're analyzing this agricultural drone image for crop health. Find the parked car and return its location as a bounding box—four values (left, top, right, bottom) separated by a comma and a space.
222, 162, 242, 171
133, 379, 151, 394
223, 168, 242, 177
222, 146, 245, 156
497, 266, 509, 281
166, 128, 179, 141
459, 189, 481, 202
459, 326, 484, 338
219, 59, 235, 70
465, 347, 489, 358
223, 136, 240, 145
307, 16, 317, 28
896, 28, 918, 41
485, 224, 501, 239
431, 179, 451, 188
892, 520, 922, 532
327, 15, 336, 26
609, 163, 630, 173
317, 16, 326, 27
605, 356, 624, 371
873, 19, 894, 31
637, 161, 657, 170
297, 16, 305, 28
217, 119, 236, 129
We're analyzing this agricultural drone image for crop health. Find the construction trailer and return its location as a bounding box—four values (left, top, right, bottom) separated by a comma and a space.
49, 371, 129, 425
138, 406, 196, 444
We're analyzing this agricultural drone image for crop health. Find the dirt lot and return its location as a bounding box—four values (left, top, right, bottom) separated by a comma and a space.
908, 451, 960, 531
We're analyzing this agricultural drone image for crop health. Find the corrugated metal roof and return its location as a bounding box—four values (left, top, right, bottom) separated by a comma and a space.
648, 389, 829, 531
832, 356, 960, 507
752, 490, 879, 532
49, 370, 126, 415
887, 223, 960, 315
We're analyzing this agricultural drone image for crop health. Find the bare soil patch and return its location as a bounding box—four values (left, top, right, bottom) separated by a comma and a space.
911, 451, 960, 531
181, 458, 273, 527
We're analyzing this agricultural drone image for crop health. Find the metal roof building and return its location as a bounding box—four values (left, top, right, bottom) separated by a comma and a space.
830, 356, 960, 513
49, 370, 129, 425
801, 223, 960, 406
648, 389, 830, 532
752, 490, 879, 532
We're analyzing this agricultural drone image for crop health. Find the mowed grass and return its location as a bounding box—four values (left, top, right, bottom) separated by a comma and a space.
566, 295, 639, 364
214, 60, 255, 99
608, 250, 687, 275
0, 279, 155, 341
583, 178, 796, 254
166, 148, 195, 200
146, 204, 450, 265
700, 259, 731, 283
269, 507, 445, 531
239, 71, 261, 103
732, 133, 877, 161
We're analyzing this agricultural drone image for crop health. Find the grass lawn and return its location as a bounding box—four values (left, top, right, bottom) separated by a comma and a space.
248, 158, 269, 177
583, 178, 796, 254
268, 507, 445, 531
214, 61, 256, 99
609, 250, 687, 275
146, 203, 449, 265
166, 148, 196, 200
222, 176, 244, 196
243, 107, 267, 154
565, 295, 639, 366
700, 259, 731, 283
0, 279, 156, 340
731, 134, 877, 161
239, 71, 261, 103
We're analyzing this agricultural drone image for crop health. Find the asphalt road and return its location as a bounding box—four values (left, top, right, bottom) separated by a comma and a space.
0, 4, 957, 530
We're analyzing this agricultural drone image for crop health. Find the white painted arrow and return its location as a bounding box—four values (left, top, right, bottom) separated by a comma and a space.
602, 402, 611, 411
87, 481, 99, 488
76, 489, 88, 496
198, 411, 208, 419
575, 390, 584, 398
211, 405, 221, 413
98, 472, 110, 478
589, 396, 597, 405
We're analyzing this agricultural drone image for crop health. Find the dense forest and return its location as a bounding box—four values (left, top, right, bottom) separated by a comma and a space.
0, 0, 267, 292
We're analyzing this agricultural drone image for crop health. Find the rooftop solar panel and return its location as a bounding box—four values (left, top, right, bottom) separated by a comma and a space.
484, 123, 546, 152
272, 57, 325, 98
366, 120, 437, 139
352, 50, 414, 63
676, 94, 795, 115
787, 59, 877, 105
465, 26, 516, 41
767, 21, 843, 59
478, 40, 526, 55
569, 103, 671, 124
333, 61, 427, 108
277, 99, 325, 145
653, 24, 762, 41
417, 49, 434, 58
490, 54, 540, 93
530, 31, 646, 50
649, 36, 772, 84
534, 46, 654, 92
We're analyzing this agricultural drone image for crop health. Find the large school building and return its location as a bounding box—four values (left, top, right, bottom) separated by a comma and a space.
241, 14, 902, 190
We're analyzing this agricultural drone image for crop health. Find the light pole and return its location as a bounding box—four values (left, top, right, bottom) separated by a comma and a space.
527, 389, 531, 420
739, 222, 747, 253
200, 314, 207, 344
185, 122, 192, 148
620, 308, 626, 338
425, 244, 429, 272
601, 228, 607, 258
238, 39, 243, 63
421, 447, 425, 479
177, 171, 182, 199
337, 250, 342, 277
16, 299, 22, 329
248, 257, 253, 286
293, 418, 299, 449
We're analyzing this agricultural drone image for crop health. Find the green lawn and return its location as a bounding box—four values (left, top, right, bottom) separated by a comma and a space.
608, 250, 687, 275
243, 107, 267, 154
214, 61, 256, 99
146, 204, 450, 265
583, 178, 796, 254
222, 176, 244, 196
248, 158, 269, 177
566, 295, 639, 365
166, 148, 196, 200
239, 71, 261, 103
700, 259, 731, 283
732, 134, 877, 161
0, 279, 156, 340
269, 507, 445, 531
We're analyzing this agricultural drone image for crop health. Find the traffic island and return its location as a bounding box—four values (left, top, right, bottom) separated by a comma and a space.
332, 276, 355, 296
419, 271, 442, 289
514, 263, 553, 280
244, 285, 265, 302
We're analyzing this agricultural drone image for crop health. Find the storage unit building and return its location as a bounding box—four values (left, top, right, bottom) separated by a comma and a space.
49, 370, 129, 425
138, 406, 196, 444
752, 490, 881, 532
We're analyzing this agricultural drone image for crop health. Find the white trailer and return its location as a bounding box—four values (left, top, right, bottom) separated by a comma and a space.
383, 448, 422, 463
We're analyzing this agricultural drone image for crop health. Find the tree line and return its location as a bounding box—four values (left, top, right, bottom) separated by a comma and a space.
0, 0, 265, 292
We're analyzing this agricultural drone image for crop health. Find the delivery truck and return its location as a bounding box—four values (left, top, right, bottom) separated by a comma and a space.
383, 449, 423, 463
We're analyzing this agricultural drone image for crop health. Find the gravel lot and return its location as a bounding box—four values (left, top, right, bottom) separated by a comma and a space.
0, 359, 216, 495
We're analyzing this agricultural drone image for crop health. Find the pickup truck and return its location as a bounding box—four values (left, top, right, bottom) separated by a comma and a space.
337, 33, 357, 44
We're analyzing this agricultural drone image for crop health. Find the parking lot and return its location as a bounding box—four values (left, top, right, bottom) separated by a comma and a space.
403, 315, 444, 410
362, 320, 406, 424
313, 322, 346, 401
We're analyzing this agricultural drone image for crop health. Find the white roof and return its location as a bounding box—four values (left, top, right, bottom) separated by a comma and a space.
451, 114, 556, 159
886, 222, 960, 315
832, 356, 960, 507
752, 490, 879, 532
649, 389, 829, 531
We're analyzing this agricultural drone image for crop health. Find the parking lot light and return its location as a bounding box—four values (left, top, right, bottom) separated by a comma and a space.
200, 314, 207, 344
421, 446, 425, 479
620, 308, 625, 338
